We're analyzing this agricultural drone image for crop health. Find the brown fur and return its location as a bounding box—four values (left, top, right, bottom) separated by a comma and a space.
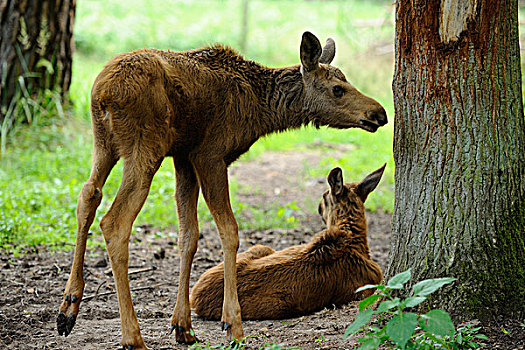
57, 32, 387, 348
191, 166, 385, 320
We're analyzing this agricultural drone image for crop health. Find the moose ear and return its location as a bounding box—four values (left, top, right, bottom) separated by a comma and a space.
356, 164, 386, 202
319, 38, 335, 64
328, 167, 344, 197
300, 31, 322, 72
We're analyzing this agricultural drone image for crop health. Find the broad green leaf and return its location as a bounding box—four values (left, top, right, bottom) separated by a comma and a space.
387, 269, 411, 288
376, 298, 400, 313
404, 296, 426, 308
387, 284, 405, 290
359, 294, 382, 311
412, 277, 457, 297
358, 337, 381, 350
356, 284, 380, 293
420, 309, 455, 337
386, 312, 418, 349
474, 334, 488, 340
343, 308, 374, 338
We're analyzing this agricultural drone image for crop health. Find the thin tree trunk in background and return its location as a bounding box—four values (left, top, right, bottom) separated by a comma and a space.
0, 0, 76, 121
388, 0, 525, 320
240, 0, 249, 52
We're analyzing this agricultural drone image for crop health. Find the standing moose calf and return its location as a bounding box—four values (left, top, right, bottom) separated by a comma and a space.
190, 166, 384, 320
57, 32, 387, 349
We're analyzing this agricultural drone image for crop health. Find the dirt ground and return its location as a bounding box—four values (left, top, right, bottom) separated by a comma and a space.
1, 150, 524, 349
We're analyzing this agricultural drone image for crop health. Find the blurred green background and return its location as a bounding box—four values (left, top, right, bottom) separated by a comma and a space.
1, 0, 403, 248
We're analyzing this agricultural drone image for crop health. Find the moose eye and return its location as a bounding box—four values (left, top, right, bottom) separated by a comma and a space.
333, 85, 345, 98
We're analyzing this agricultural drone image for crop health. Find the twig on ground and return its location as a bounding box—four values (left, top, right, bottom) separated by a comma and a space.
128, 266, 156, 276
103, 265, 156, 276
91, 280, 110, 300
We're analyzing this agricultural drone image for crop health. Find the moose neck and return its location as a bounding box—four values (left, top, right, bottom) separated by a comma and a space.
252, 65, 309, 137
332, 211, 371, 258
184, 46, 310, 137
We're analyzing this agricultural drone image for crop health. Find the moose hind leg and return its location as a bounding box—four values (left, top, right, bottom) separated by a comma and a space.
100, 158, 161, 350
171, 158, 200, 344
58, 147, 117, 337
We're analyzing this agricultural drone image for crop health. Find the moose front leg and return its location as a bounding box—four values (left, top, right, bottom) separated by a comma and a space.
193, 157, 244, 341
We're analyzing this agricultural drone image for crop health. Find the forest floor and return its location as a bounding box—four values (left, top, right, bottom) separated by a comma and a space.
1, 150, 524, 349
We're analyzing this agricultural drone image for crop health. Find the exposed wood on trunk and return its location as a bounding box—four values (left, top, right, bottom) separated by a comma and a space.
439, 0, 478, 44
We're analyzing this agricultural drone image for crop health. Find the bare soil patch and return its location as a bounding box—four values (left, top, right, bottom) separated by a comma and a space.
1, 150, 523, 349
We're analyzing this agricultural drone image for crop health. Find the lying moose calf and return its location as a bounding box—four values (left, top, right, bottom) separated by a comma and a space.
190, 165, 385, 320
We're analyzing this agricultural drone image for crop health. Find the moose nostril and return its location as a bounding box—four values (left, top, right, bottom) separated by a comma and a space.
370, 109, 388, 126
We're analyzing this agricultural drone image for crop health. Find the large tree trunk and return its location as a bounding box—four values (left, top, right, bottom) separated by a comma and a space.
388, 0, 525, 320
0, 0, 76, 121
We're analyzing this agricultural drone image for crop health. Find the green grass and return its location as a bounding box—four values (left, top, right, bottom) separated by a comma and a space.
0, 0, 396, 248
74, 0, 394, 63
0, 117, 304, 248
244, 124, 394, 213
0, 116, 90, 247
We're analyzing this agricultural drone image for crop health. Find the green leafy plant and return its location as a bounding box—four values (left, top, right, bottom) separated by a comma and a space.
422, 322, 488, 349
344, 269, 486, 349
189, 339, 294, 350
276, 201, 301, 225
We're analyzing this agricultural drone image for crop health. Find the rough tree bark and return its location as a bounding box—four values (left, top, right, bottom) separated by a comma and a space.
387, 0, 525, 320
0, 0, 76, 121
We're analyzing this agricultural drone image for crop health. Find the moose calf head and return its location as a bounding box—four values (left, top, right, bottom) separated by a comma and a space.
319, 164, 386, 228
300, 32, 388, 132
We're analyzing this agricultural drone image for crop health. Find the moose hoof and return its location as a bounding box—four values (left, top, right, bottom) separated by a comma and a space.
57, 293, 81, 336
222, 321, 244, 343
174, 325, 197, 344
121, 344, 149, 350
57, 312, 77, 337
